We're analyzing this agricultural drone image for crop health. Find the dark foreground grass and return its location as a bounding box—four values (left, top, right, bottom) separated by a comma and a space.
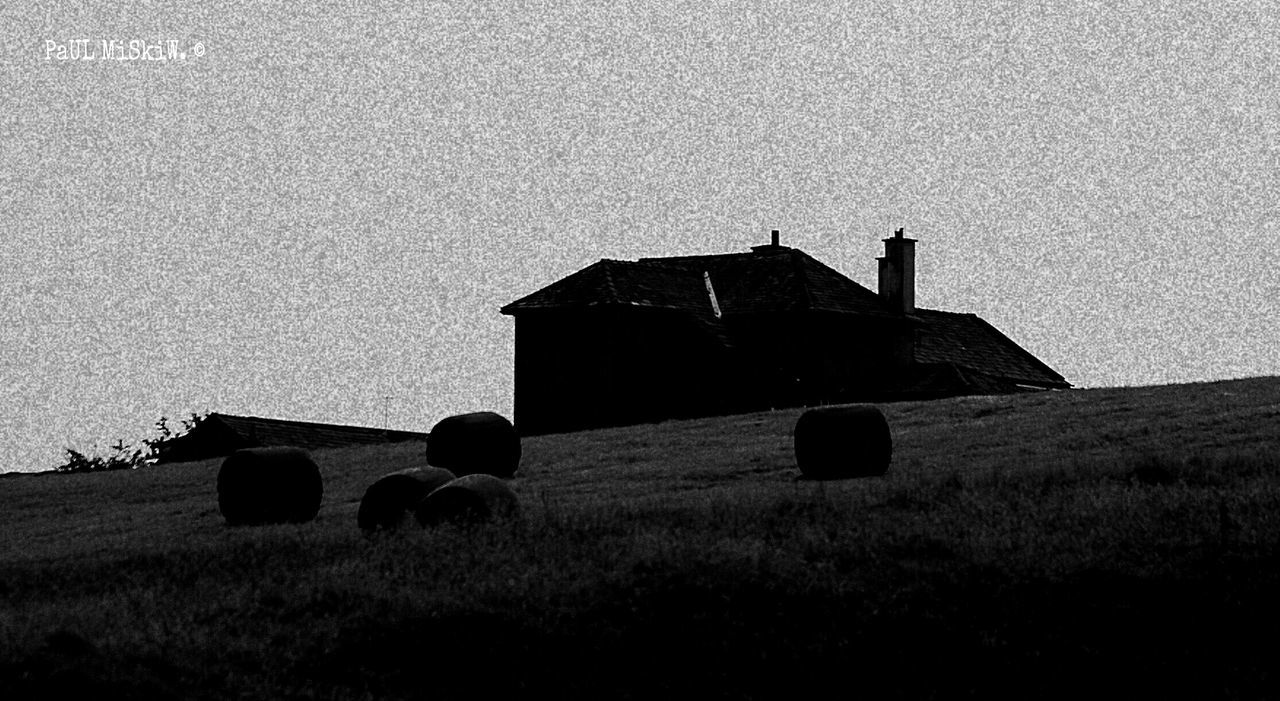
2, 377, 1280, 698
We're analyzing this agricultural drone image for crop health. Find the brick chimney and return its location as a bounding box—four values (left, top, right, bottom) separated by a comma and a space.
877, 228, 915, 314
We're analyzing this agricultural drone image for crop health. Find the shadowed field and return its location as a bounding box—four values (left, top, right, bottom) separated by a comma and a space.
2, 377, 1279, 698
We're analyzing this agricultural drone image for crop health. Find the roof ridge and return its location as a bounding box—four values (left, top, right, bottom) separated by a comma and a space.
789, 249, 816, 311
788, 248, 886, 312
639, 250, 764, 264
600, 260, 621, 305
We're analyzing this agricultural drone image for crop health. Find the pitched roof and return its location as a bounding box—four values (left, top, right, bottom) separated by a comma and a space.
500, 244, 1070, 391
913, 309, 1070, 388
501, 246, 892, 318
153, 413, 427, 463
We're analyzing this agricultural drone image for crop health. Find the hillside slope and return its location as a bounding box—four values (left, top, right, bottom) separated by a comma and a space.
1, 376, 1278, 699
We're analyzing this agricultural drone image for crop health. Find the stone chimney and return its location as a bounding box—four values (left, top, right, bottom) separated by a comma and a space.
877, 228, 916, 314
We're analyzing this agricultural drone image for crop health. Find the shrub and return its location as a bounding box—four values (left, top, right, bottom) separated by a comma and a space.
55, 441, 145, 473
56, 412, 209, 473
142, 412, 208, 457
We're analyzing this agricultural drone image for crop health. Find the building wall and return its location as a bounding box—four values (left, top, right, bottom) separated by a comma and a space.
513, 308, 734, 434
723, 312, 915, 407
512, 308, 918, 434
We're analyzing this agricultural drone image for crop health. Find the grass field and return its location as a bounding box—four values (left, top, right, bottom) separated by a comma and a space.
2, 377, 1280, 699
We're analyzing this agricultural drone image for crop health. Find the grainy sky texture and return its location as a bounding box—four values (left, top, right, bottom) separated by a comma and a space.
1, 2, 1276, 473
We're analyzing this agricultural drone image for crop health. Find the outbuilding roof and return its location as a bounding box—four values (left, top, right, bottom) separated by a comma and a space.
153, 413, 427, 463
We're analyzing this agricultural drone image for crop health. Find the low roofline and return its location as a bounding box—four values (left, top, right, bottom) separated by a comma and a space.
915, 308, 1072, 388
205, 412, 428, 436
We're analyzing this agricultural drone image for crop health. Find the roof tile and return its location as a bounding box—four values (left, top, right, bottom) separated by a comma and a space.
914, 309, 1069, 388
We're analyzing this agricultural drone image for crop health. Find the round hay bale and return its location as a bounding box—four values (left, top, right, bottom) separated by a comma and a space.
415, 474, 520, 527
216, 447, 323, 526
794, 405, 892, 480
356, 466, 457, 532
426, 412, 521, 478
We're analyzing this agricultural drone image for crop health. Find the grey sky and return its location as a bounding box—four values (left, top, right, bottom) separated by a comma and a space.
2, 2, 1276, 472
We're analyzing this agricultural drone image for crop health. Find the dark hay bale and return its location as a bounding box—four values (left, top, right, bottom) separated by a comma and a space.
426, 411, 521, 478
216, 447, 323, 526
357, 466, 457, 532
415, 474, 520, 527
794, 405, 892, 480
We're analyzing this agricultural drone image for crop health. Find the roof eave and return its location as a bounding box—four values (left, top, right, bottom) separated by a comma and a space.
502, 300, 680, 314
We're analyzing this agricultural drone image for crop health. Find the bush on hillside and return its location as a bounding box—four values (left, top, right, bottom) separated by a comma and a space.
56, 441, 145, 473
56, 412, 208, 473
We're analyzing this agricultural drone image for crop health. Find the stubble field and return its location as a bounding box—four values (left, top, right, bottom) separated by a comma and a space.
2, 377, 1279, 699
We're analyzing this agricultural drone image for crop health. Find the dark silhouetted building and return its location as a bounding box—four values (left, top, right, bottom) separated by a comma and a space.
500, 230, 1069, 435
152, 413, 427, 464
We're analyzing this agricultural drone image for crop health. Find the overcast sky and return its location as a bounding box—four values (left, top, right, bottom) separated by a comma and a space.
2, 2, 1276, 473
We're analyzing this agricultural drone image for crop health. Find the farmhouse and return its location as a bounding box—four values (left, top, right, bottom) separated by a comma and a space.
152, 413, 427, 464
501, 230, 1070, 435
